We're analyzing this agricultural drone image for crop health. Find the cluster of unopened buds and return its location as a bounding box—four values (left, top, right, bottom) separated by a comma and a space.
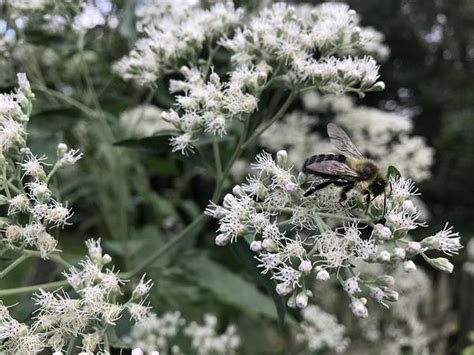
207, 150, 461, 317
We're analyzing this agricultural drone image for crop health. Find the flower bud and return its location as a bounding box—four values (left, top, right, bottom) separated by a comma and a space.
393, 247, 406, 260
350, 298, 368, 318
426, 257, 454, 273
257, 71, 268, 86
215, 233, 231, 246
377, 275, 395, 288
287, 294, 296, 308
57, 143, 68, 158
378, 226, 392, 240
285, 182, 298, 193
378, 250, 391, 263
276, 150, 288, 167
295, 291, 308, 308
371, 81, 385, 91
232, 185, 245, 197
316, 269, 330, 281
276, 283, 293, 296
403, 260, 416, 273
383, 289, 399, 302
369, 287, 384, 303
209, 72, 220, 85
351, 27, 361, 42
262, 238, 278, 252
102, 254, 112, 264
298, 260, 312, 274
250, 240, 262, 252
402, 200, 417, 214
406, 241, 422, 255
131, 349, 144, 355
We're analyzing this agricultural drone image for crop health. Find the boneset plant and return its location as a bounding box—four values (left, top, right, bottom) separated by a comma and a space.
0, 1, 463, 354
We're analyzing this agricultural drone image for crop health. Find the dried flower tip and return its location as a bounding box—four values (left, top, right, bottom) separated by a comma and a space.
132, 275, 154, 299
8, 194, 30, 215
61, 149, 83, 167
85, 238, 102, 261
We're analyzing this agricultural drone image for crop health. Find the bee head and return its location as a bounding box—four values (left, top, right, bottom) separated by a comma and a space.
369, 177, 387, 197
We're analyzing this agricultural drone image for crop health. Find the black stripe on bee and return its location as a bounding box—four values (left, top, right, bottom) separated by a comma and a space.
303, 154, 346, 173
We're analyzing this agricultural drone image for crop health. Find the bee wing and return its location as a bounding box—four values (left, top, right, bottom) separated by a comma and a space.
305, 160, 360, 178
327, 123, 363, 159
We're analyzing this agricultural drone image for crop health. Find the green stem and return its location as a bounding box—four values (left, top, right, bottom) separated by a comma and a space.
242, 90, 297, 150
0, 280, 69, 297
213, 140, 223, 181
7, 181, 21, 195
211, 118, 250, 202
1, 164, 11, 199
66, 336, 77, 355
33, 84, 97, 118
0, 254, 29, 279
45, 162, 61, 183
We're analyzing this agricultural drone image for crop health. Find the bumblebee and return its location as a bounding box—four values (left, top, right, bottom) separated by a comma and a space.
302, 123, 387, 211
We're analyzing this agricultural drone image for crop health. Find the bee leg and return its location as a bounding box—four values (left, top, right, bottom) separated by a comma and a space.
304, 180, 335, 197
339, 181, 355, 203
363, 190, 371, 214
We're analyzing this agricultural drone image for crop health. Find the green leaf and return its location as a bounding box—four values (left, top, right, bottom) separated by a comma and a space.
114, 131, 180, 156
386, 165, 401, 179
183, 253, 279, 320
230, 238, 287, 326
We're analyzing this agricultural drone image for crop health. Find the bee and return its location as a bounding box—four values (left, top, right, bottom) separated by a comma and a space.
302, 123, 387, 213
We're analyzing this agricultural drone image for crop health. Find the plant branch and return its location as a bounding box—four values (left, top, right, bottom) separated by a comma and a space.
242, 89, 297, 150
0, 254, 29, 279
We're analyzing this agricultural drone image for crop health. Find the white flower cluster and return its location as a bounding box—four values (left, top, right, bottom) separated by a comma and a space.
114, 2, 243, 85
260, 92, 434, 181
220, 3, 385, 94
296, 305, 349, 353
0, 239, 152, 354
125, 312, 240, 355
161, 65, 268, 154
207, 150, 461, 317
116, 2, 387, 154
0, 74, 82, 257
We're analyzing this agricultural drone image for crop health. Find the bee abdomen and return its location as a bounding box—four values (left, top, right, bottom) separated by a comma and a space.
303, 154, 346, 172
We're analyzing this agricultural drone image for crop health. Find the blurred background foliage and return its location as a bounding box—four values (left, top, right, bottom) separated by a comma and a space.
0, 0, 473, 353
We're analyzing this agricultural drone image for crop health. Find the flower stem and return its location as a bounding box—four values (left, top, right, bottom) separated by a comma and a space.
211, 118, 250, 203
0, 254, 29, 279
213, 140, 223, 181
242, 89, 297, 149
0, 280, 69, 297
